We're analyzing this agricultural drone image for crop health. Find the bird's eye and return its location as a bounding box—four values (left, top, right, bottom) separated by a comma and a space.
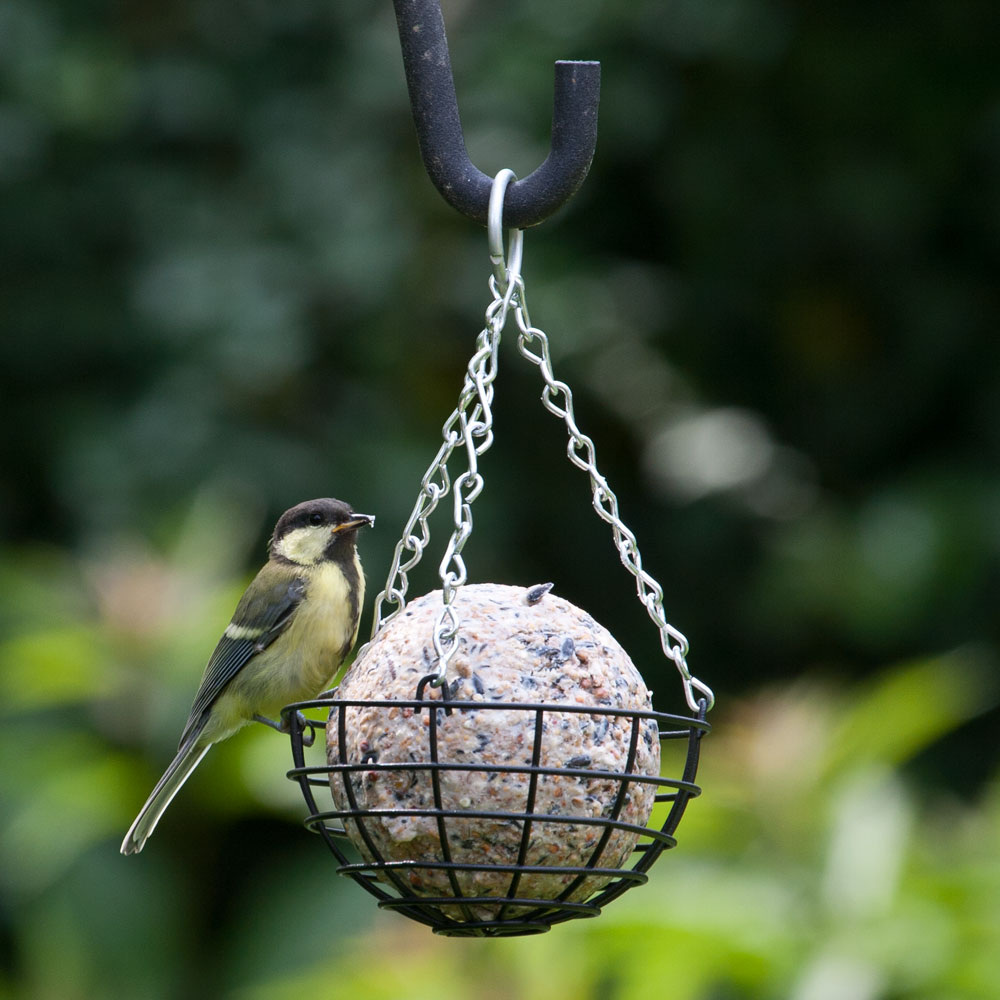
309, 512, 324, 526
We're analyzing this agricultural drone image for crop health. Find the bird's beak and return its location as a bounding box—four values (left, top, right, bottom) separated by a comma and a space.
332, 513, 375, 534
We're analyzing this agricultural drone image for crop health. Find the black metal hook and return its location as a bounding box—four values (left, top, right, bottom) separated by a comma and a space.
392, 0, 601, 229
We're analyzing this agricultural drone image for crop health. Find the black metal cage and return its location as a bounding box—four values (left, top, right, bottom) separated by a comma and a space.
284, 687, 709, 937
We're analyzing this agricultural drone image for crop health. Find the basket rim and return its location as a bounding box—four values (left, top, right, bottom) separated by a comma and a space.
283, 694, 711, 733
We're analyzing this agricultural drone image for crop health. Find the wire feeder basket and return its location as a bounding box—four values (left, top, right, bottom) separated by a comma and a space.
284, 689, 708, 937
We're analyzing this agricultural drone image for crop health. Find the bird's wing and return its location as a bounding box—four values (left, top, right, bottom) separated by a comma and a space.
177, 565, 307, 748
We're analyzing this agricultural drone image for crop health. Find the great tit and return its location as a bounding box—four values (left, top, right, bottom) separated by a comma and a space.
121, 497, 373, 855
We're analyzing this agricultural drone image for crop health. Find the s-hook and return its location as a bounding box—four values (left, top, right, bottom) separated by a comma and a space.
392, 0, 601, 229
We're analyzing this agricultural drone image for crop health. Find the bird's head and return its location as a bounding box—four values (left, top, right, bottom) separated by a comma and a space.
269, 498, 374, 566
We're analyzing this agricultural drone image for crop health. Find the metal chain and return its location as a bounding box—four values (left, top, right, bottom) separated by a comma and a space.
510, 283, 714, 712
365, 316, 502, 676
366, 172, 522, 685
368, 168, 713, 712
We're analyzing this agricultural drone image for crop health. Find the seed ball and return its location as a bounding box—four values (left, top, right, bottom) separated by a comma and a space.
327, 583, 660, 922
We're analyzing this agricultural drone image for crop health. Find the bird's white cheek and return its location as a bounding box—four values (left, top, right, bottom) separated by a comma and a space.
274, 526, 331, 565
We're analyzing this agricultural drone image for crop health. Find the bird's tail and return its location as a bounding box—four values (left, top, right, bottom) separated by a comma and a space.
120, 737, 211, 855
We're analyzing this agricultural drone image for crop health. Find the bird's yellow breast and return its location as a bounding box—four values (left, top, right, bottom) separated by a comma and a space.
281, 556, 364, 692
204, 555, 364, 741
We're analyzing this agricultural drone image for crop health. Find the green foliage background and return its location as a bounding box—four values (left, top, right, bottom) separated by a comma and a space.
1, 1, 998, 997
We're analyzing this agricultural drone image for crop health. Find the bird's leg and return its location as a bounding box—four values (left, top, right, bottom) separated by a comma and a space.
253, 712, 286, 732
253, 712, 315, 747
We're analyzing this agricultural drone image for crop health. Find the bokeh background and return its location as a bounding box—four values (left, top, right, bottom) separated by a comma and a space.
2, 0, 999, 997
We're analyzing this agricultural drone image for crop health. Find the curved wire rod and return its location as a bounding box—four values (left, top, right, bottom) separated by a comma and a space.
392, 0, 601, 228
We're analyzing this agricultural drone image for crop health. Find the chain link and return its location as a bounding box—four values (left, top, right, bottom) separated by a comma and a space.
367, 169, 713, 712
365, 316, 502, 677
366, 241, 521, 687
511, 285, 714, 712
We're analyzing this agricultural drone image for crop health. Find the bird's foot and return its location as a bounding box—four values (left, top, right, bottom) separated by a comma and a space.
253, 712, 315, 747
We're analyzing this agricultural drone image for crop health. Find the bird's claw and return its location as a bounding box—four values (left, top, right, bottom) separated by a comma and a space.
301, 717, 316, 748
253, 711, 315, 746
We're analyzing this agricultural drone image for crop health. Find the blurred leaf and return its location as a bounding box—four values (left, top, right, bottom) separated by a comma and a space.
0, 625, 109, 710
0, 729, 133, 897
824, 647, 997, 777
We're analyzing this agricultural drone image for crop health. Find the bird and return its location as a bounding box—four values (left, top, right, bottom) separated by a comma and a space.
121, 497, 373, 855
